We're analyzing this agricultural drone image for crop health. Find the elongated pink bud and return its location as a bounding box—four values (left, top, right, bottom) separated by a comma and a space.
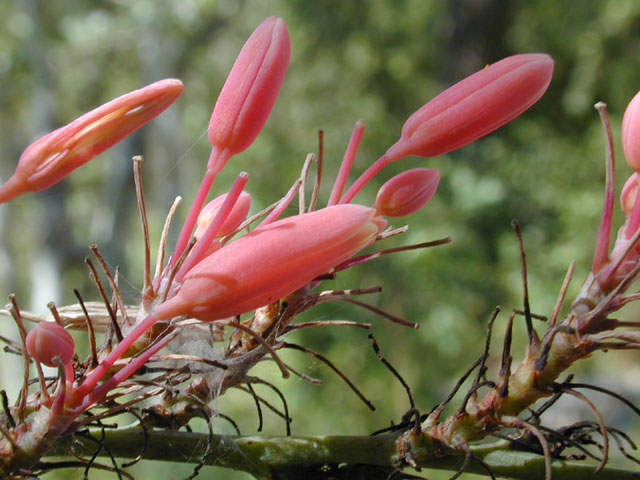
623, 91, 640, 171
374, 168, 440, 217
194, 191, 251, 241
26, 322, 75, 367
385, 54, 554, 162
207, 16, 290, 173
0, 79, 183, 203
152, 205, 384, 322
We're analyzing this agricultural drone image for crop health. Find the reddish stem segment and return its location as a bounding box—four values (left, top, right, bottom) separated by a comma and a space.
174, 172, 249, 281
168, 168, 217, 271
592, 103, 615, 271
72, 313, 158, 401
339, 154, 389, 204
328, 121, 366, 206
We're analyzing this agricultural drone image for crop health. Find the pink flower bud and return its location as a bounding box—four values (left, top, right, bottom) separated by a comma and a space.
374, 168, 440, 217
26, 322, 75, 367
0, 79, 184, 203
385, 54, 554, 162
207, 16, 290, 173
622, 90, 640, 171
194, 191, 251, 241
152, 205, 385, 322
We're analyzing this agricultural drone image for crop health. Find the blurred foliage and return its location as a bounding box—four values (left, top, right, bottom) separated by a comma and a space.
2, 0, 640, 478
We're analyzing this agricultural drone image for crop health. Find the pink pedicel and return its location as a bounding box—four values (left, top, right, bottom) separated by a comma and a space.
0, 79, 184, 203
385, 54, 554, 161
622, 90, 640, 172
374, 168, 440, 217
26, 322, 75, 368
207, 16, 290, 174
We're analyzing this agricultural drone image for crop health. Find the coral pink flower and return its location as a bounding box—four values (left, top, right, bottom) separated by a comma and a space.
385, 54, 554, 161
171, 17, 289, 267
207, 16, 290, 174
374, 168, 440, 217
0, 79, 184, 203
622, 90, 640, 171
339, 54, 553, 204
153, 204, 385, 322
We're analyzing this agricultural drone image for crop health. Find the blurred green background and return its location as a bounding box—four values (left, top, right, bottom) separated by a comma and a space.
2, 0, 640, 478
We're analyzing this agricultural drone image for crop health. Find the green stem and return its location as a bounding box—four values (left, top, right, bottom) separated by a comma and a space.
49, 426, 639, 479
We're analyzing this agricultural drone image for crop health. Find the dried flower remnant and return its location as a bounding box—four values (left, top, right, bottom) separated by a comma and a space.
0, 79, 184, 203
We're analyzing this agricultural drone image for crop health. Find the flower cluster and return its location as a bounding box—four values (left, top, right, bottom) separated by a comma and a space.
0, 16, 554, 477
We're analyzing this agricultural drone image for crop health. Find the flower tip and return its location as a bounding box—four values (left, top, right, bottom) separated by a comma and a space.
374, 168, 440, 217
26, 322, 75, 367
622, 90, 640, 171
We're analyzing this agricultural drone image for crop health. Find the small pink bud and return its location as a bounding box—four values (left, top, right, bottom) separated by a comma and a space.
207, 17, 290, 173
152, 205, 385, 322
26, 322, 75, 367
194, 191, 251, 241
374, 168, 440, 217
385, 54, 554, 162
0, 79, 184, 203
622, 91, 640, 171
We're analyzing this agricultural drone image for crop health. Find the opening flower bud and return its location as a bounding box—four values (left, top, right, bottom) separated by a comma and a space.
622, 90, 640, 171
0, 79, 184, 203
374, 168, 440, 217
207, 16, 290, 173
26, 322, 75, 367
152, 204, 384, 322
385, 54, 554, 162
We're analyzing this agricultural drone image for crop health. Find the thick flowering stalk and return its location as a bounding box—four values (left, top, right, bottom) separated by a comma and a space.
341, 54, 554, 203
0, 79, 183, 203
170, 16, 290, 269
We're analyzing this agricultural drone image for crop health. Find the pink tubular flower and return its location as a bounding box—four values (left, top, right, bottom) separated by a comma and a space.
339, 54, 553, 204
152, 205, 385, 322
385, 54, 554, 162
374, 168, 440, 217
207, 16, 290, 174
622, 90, 640, 171
0, 79, 184, 203
170, 18, 290, 267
